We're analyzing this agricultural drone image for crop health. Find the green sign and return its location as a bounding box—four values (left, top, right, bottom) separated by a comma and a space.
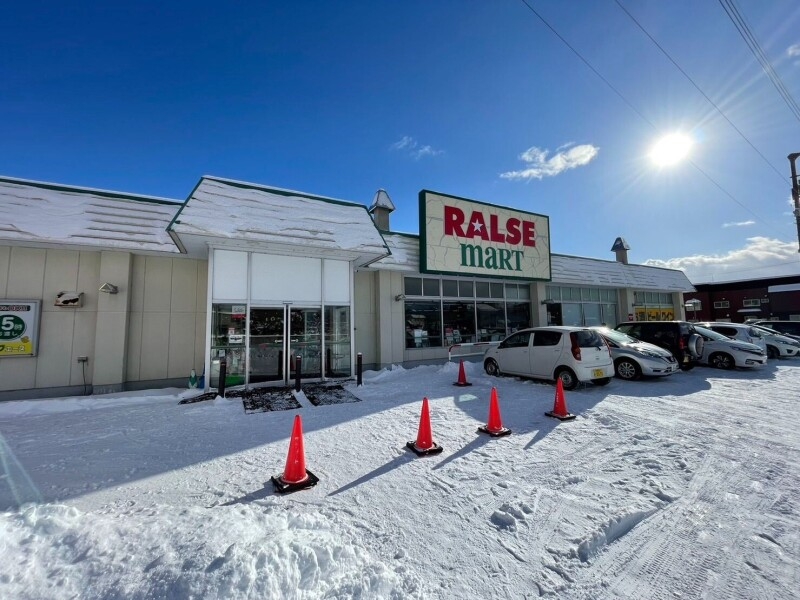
0, 300, 40, 357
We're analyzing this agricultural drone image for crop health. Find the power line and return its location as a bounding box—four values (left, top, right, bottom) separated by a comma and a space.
614, 0, 788, 186
718, 0, 800, 123
516, 0, 787, 235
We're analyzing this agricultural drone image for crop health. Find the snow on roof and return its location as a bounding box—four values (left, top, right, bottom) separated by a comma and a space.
374, 233, 694, 291
768, 283, 800, 293
170, 177, 390, 264
0, 176, 181, 253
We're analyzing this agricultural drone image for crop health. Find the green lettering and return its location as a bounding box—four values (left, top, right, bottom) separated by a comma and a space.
460, 243, 484, 268
499, 249, 513, 270
484, 247, 498, 270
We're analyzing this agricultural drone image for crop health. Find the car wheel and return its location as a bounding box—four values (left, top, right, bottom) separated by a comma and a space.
679, 361, 695, 371
688, 334, 704, 359
484, 358, 501, 377
767, 345, 779, 359
615, 358, 641, 380
556, 367, 578, 390
592, 377, 611, 386
709, 352, 735, 370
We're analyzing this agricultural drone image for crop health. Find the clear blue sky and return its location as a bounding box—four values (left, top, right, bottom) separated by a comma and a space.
3, 1, 800, 283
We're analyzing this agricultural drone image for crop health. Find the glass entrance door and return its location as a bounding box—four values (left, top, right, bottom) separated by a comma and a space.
248, 306, 323, 384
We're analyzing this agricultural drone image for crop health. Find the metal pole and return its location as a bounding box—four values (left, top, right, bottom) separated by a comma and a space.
218, 357, 227, 398
788, 153, 800, 252
295, 355, 302, 392
356, 352, 363, 387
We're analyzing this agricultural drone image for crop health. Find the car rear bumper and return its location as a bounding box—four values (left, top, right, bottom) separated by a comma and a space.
574, 363, 614, 381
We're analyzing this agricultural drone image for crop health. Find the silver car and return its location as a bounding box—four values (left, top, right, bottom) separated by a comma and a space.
749, 324, 800, 359
593, 327, 678, 380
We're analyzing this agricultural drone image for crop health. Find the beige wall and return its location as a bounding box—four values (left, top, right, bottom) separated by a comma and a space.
0, 245, 207, 397
126, 255, 207, 385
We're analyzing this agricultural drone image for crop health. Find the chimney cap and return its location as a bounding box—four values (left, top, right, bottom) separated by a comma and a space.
611, 237, 630, 251
369, 189, 395, 213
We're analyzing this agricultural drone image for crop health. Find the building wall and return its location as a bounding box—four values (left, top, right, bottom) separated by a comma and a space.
353, 270, 377, 368
0, 245, 207, 399
126, 255, 207, 387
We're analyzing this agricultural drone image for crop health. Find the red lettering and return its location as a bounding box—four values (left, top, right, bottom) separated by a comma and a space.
506, 218, 521, 245
468, 211, 489, 241
522, 221, 536, 247
444, 206, 466, 236
489, 215, 506, 243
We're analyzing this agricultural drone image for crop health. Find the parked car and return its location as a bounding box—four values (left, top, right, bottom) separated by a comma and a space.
614, 321, 704, 370
591, 327, 678, 380
695, 322, 767, 353
693, 325, 767, 369
483, 326, 613, 390
749, 324, 800, 358
752, 320, 800, 342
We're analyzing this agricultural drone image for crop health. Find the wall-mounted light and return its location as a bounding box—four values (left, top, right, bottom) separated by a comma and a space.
395, 294, 406, 301
98, 282, 119, 294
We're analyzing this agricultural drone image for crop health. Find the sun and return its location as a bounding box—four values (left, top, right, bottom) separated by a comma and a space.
649, 133, 693, 166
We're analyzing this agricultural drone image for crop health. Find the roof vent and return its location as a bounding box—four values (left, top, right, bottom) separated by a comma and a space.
368, 189, 395, 230
611, 237, 630, 265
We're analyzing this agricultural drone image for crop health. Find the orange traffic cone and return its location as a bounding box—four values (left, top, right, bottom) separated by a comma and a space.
406, 397, 443, 456
478, 387, 511, 437
545, 378, 576, 421
271, 415, 320, 493
453, 360, 472, 387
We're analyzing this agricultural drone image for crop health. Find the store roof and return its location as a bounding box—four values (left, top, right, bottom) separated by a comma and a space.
375, 233, 694, 291
0, 176, 181, 253
169, 177, 391, 265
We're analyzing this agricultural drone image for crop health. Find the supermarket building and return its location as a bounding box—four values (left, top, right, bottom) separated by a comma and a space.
0, 175, 694, 400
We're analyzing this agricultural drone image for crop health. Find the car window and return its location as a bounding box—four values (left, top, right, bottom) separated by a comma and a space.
745, 327, 763, 338
712, 326, 736, 337
503, 331, 531, 348
617, 324, 641, 339
532, 330, 561, 346
694, 325, 728, 341
600, 328, 638, 345
572, 329, 604, 347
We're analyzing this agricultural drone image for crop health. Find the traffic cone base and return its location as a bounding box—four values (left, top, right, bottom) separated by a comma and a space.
271, 469, 320, 494
453, 360, 473, 387
406, 440, 444, 456
545, 378, 576, 421
477, 424, 512, 437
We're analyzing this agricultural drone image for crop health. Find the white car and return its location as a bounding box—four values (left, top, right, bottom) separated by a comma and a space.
693, 325, 767, 369
749, 324, 800, 359
696, 322, 767, 353
483, 326, 614, 390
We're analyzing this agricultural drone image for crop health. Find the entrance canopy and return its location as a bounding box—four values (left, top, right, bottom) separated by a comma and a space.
169, 176, 391, 265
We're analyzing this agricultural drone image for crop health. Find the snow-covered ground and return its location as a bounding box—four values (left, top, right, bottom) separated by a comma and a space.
1, 359, 799, 599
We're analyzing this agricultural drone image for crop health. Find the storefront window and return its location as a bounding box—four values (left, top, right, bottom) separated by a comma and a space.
324, 306, 350, 377
405, 301, 441, 348
476, 302, 505, 341
443, 301, 476, 345
506, 302, 531, 333
210, 303, 247, 387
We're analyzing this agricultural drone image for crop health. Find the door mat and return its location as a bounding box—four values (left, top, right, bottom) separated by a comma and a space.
302, 383, 361, 406
233, 388, 303, 413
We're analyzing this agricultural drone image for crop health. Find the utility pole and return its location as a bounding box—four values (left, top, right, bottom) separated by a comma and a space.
789, 153, 800, 252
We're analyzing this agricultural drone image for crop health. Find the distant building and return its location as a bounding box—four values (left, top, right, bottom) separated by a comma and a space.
683, 275, 800, 323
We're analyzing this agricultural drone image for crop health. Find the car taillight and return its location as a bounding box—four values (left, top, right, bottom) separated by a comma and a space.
679, 337, 686, 350
569, 332, 581, 360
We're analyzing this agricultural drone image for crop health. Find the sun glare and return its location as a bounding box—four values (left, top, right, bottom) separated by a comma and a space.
649, 133, 693, 166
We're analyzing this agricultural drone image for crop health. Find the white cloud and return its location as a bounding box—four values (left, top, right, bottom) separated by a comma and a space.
721, 220, 755, 228
644, 236, 800, 283
787, 43, 800, 58
389, 136, 443, 160
500, 143, 599, 181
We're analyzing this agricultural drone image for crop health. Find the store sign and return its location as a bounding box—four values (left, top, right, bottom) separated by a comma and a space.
419, 190, 551, 280
0, 300, 41, 357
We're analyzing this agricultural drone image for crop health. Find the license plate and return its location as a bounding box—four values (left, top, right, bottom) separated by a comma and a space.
592, 369, 604, 377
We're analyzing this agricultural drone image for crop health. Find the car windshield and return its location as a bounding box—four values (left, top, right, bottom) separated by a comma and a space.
595, 327, 638, 345
752, 324, 781, 336
694, 325, 729, 341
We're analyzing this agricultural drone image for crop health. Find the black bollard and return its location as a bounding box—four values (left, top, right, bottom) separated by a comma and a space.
357, 352, 363, 387
295, 355, 302, 392
218, 357, 227, 398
